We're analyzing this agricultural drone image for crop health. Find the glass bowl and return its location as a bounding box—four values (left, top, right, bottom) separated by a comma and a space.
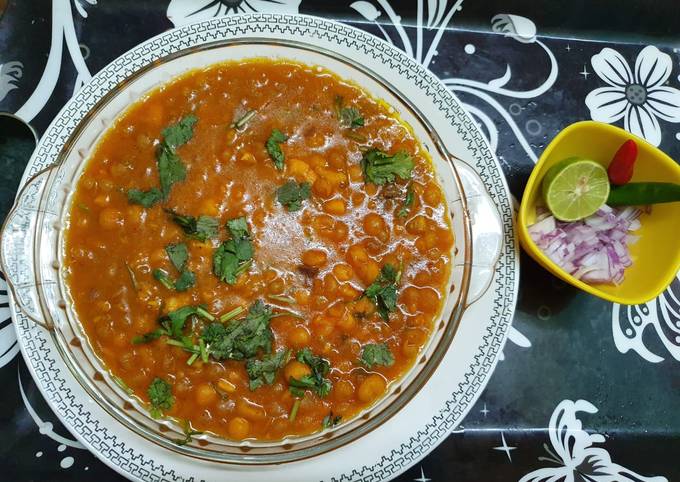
1, 39, 502, 464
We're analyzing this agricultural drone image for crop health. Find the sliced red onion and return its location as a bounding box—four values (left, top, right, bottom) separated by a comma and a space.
528, 205, 642, 286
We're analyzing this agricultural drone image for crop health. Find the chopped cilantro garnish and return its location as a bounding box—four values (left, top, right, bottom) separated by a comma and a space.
166, 243, 188, 271
397, 184, 415, 218
363, 264, 400, 320
322, 412, 342, 429
153, 268, 176, 290
157, 115, 197, 198
231, 109, 256, 130
127, 115, 196, 203
158, 305, 215, 340
246, 349, 291, 390
266, 129, 288, 170
173, 269, 196, 291
165, 209, 219, 241
334, 95, 364, 128
174, 420, 202, 446
147, 377, 174, 418
201, 300, 274, 361
127, 188, 163, 208
213, 216, 253, 284
360, 343, 395, 368
157, 145, 186, 199
361, 149, 414, 185
132, 328, 166, 345
288, 348, 332, 398
152, 243, 195, 291
276, 180, 311, 212
162, 114, 197, 148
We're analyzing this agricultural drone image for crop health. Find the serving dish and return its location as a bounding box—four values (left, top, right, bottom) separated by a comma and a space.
1, 14, 518, 481
518, 121, 680, 305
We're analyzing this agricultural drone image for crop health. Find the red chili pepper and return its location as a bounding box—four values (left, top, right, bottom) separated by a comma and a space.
607, 139, 637, 185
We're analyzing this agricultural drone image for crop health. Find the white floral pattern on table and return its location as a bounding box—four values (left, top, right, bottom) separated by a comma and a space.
167, 0, 301, 26
520, 399, 668, 482
585, 45, 680, 147
611, 273, 680, 363
0, 61, 23, 102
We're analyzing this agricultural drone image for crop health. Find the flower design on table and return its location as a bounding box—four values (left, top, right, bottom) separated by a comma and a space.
0, 61, 23, 102
0, 272, 20, 368
520, 399, 668, 482
167, 0, 301, 27
585, 45, 680, 147
611, 272, 680, 363
14, 0, 93, 122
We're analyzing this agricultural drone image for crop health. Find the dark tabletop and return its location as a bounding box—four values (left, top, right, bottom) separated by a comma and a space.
1, 1, 680, 481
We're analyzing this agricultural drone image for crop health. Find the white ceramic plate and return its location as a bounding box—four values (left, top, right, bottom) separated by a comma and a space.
9, 14, 519, 482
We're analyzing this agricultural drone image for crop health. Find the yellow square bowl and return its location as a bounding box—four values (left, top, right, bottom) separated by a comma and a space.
518, 120, 680, 305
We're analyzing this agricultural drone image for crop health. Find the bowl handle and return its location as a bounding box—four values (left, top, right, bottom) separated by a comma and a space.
451, 156, 504, 308
1, 165, 59, 331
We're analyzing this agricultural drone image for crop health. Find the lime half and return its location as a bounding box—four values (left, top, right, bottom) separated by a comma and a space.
541, 157, 610, 221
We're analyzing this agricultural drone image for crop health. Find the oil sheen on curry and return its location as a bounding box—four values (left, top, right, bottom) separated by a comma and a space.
64, 60, 454, 442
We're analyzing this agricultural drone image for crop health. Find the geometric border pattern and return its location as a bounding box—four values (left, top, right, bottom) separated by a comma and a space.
12, 14, 518, 482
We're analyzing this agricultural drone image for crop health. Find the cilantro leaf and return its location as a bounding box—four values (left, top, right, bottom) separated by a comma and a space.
157, 115, 197, 198
157, 144, 187, 198
246, 349, 291, 390
266, 129, 288, 170
322, 412, 342, 429
276, 180, 311, 212
159, 305, 214, 339
153, 268, 176, 290
360, 343, 395, 368
127, 188, 163, 208
363, 264, 400, 320
161, 115, 197, 149
227, 217, 250, 240
166, 210, 218, 241
334, 96, 364, 129
173, 269, 196, 291
202, 300, 273, 361
213, 217, 253, 284
132, 328, 166, 344
289, 348, 332, 398
361, 149, 414, 185
148, 377, 174, 418
165, 243, 188, 271
397, 184, 415, 218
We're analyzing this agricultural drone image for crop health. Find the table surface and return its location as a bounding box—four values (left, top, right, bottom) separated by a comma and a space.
1, 1, 680, 481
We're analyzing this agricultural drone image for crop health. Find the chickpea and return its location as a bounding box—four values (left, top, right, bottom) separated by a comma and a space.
347, 244, 369, 266
348, 164, 363, 182
98, 208, 123, 230
406, 215, 428, 235
302, 249, 328, 268
334, 380, 355, 401
357, 374, 387, 403
308, 132, 326, 148
363, 213, 389, 242
284, 360, 312, 382
228, 417, 250, 440
289, 326, 311, 347
235, 399, 266, 421
423, 183, 441, 206
126, 205, 146, 226
357, 260, 380, 284
312, 177, 334, 198
217, 378, 237, 394
333, 263, 354, 281
323, 198, 347, 215
338, 283, 360, 301
196, 383, 218, 406
336, 310, 357, 332
288, 158, 317, 183
311, 315, 335, 338
93, 194, 111, 207
240, 152, 256, 165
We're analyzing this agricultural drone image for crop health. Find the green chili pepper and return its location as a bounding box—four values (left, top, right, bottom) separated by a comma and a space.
607, 182, 680, 206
